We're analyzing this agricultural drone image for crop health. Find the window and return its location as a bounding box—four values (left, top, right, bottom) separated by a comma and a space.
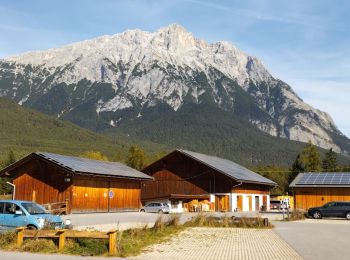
4, 203, 21, 214
21, 202, 46, 215
0, 202, 4, 213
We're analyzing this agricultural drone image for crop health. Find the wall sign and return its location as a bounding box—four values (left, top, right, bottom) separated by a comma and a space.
109, 190, 115, 199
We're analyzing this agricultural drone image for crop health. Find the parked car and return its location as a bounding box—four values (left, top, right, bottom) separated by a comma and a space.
308, 201, 350, 220
0, 200, 71, 229
270, 200, 281, 210
140, 202, 171, 213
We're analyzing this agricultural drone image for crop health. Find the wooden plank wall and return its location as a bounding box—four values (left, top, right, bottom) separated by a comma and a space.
12, 159, 72, 205
295, 187, 350, 210
142, 152, 236, 200
71, 176, 141, 213
233, 184, 270, 195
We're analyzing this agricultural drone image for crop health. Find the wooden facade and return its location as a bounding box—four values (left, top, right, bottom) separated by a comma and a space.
294, 187, 350, 211
0, 153, 150, 213
290, 172, 350, 211
142, 150, 275, 212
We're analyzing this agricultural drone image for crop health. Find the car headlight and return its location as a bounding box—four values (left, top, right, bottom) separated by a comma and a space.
65, 219, 72, 226
35, 217, 45, 227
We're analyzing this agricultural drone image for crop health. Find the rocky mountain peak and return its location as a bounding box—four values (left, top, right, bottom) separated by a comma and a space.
0, 24, 349, 154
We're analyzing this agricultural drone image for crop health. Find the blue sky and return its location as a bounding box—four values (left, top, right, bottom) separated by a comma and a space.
0, 0, 349, 137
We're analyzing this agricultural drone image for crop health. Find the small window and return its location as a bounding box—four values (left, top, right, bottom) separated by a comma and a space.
4, 203, 21, 214
0, 202, 4, 213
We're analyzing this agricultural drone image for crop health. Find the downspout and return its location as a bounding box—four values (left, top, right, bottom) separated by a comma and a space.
6, 182, 15, 200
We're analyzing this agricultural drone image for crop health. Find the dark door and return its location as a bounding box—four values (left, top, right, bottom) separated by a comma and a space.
255, 196, 260, 211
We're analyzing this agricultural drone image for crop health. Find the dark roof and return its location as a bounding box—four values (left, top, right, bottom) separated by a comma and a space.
0, 152, 152, 180
176, 149, 276, 185
290, 172, 350, 187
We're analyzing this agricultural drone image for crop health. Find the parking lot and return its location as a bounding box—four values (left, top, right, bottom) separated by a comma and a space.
273, 218, 350, 260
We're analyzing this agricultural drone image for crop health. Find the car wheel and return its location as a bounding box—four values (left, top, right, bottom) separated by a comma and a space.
346, 212, 350, 220
27, 225, 38, 230
313, 211, 322, 219
140, 209, 145, 212
158, 209, 163, 214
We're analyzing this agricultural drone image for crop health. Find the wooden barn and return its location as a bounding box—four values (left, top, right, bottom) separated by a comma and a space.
290, 172, 350, 211
141, 149, 276, 212
0, 152, 152, 213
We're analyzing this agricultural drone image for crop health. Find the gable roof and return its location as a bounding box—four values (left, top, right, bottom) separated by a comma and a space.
0, 152, 152, 180
290, 172, 350, 187
177, 150, 276, 185
145, 149, 275, 185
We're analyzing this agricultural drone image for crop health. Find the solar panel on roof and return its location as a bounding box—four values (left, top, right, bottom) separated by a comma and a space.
295, 172, 350, 186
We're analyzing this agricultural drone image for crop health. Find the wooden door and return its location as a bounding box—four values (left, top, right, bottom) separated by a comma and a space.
263, 195, 267, 210
248, 195, 252, 211
72, 178, 109, 213
237, 195, 243, 211
109, 181, 140, 211
255, 196, 260, 211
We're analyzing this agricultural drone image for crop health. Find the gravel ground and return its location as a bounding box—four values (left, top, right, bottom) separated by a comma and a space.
135, 227, 302, 260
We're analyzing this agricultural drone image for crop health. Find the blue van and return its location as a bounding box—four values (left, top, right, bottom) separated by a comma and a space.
0, 200, 70, 230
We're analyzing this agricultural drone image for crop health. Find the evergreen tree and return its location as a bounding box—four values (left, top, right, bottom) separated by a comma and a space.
291, 141, 321, 179
126, 145, 147, 170
322, 148, 338, 172
0, 151, 16, 194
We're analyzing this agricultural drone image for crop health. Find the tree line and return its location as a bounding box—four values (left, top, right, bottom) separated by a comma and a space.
0, 142, 350, 196
256, 141, 350, 195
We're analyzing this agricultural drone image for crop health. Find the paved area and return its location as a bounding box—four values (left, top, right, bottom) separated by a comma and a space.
0, 251, 125, 260
135, 227, 302, 260
273, 219, 350, 260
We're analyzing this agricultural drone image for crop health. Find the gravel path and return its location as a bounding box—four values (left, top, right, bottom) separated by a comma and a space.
135, 227, 302, 260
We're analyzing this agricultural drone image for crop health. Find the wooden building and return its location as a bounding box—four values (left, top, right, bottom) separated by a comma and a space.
142, 149, 276, 212
0, 152, 152, 213
290, 172, 350, 211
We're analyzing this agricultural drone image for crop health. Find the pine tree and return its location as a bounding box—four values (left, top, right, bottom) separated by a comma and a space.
291, 141, 321, 174
126, 145, 147, 170
322, 148, 338, 172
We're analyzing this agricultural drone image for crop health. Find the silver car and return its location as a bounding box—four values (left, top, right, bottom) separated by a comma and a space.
140, 202, 170, 213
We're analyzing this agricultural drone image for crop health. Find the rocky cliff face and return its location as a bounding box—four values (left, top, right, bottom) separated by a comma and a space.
0, 24, 348, 153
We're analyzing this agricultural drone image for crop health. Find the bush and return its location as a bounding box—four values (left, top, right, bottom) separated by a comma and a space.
286, 210, 306, 221
0, 231, 16, 249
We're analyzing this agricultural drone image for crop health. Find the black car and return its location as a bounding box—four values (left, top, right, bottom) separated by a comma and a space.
308, 201, 350, 220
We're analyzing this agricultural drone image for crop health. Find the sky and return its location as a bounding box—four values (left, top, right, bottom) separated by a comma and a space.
0, 0, 349, 137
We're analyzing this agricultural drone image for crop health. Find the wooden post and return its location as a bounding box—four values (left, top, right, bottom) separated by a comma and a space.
32, 190, 36, 202
16, 227, 25, 247
57, 230, 66, 251
107, 230, 117, 255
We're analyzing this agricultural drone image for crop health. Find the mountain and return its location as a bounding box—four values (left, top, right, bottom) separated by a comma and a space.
0, 24, 349, 156
0, 97, 160, 162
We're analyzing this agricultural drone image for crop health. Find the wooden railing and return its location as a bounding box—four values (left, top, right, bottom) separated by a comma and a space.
43, 200, 69, 215
16, 227, 118, 255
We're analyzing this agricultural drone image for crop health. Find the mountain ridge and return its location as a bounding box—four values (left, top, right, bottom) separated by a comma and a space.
0, 24, 349, 154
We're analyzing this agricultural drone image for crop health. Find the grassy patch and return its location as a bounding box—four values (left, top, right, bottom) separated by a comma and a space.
118, 215, 184, 257
0, 213, 271, 257
185, 213, 272, 228
284, 210, 306, 221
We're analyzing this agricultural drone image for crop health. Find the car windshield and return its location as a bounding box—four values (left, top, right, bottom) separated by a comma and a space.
21, 202, 47, 215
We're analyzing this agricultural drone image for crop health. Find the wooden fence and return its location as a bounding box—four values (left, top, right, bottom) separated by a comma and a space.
16, 227, 118, 255
42, 200, 69, 215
